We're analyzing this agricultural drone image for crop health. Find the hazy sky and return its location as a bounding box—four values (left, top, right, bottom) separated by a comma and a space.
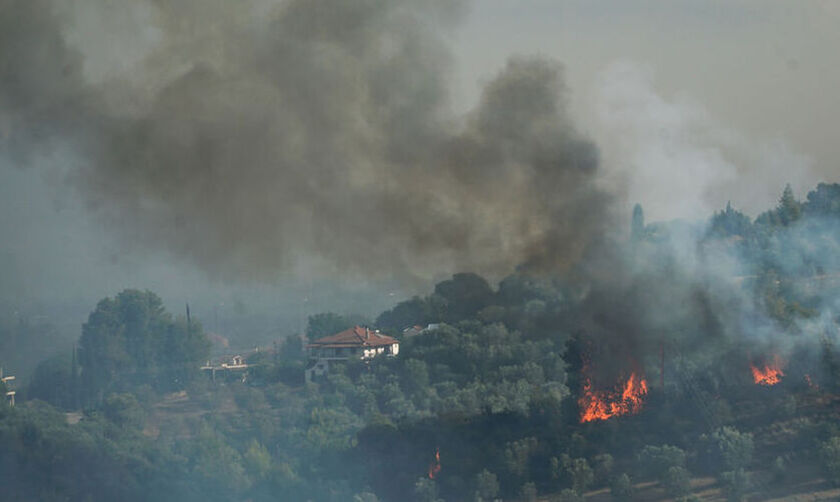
2, 0, 839, 315
452, 0, 839, 219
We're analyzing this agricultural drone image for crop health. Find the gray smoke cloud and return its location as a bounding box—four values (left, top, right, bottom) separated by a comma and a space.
1, 0, 613, 283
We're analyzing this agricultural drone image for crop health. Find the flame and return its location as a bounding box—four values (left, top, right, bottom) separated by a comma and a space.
428, 447, 441, 479
805, 374, 818, 390
579, 371, 648, 423
750, 356, 784, 386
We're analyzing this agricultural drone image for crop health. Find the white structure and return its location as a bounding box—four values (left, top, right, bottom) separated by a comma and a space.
305, 326, 399, 383
201, 354, 249, 382
1, 368, 15, 407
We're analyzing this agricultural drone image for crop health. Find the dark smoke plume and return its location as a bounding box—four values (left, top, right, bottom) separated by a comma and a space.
0, 0, 613, 282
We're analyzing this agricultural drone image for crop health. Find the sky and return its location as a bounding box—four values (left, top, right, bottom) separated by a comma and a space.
452, 0, 839, 219
1, 0, 839, 330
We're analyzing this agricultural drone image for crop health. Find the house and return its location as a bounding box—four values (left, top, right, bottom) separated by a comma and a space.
305, 326, 399, 383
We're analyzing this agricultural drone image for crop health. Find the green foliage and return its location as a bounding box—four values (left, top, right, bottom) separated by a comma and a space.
631, 203, 645, 240
243, 439, 272, 479
708, 201, 752, 238
434, 273, 495, 322
101, 392, 145, 428
354, 491, 381, 502
663, 466, 691, 498
414, 477, 442, 502
553, 488, 584, 502
78, 289, 210, 402
704, 427, 754, 473
803, 182, 840, 216
565, 457, 594, 494
27, 352, 75, 409
819, 436, 840, 485
638, 444, 686, 480
610, 473, 633, 500
376, 296, 444, 335
181, 427, 251, 499
306, 312, 368, 340
474, 469, 499, 501
755, 184, 802, 228
592, 453, 614, 484
720, 469, 750, 502
520, 481, 538, 502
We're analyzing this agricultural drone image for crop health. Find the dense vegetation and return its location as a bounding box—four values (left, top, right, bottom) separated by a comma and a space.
3, 183, 840, 501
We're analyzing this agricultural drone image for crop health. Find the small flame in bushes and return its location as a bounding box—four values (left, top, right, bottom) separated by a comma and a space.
428, 447, 441, 479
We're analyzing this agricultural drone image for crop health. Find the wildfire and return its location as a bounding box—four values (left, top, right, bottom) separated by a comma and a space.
750, 356, 784, 386
428, 447, 441, 479
579, 371, 649, 423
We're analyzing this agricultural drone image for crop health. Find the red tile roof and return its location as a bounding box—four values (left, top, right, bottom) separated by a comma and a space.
307, 326, 398, 349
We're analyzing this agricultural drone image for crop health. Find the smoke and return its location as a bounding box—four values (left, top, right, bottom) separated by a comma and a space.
593, 61, 816, 222
1, 0, 613, 283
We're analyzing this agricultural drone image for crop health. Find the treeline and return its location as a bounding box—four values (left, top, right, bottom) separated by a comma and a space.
3, 183, 840, 501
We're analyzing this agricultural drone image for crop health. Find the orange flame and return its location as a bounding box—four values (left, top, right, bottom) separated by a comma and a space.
579, 371, 649, 423
428, 447, 441, 479
750, 356, 784, 386
805, 374, 818, 390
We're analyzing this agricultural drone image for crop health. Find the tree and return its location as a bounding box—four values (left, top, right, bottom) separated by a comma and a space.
306, 312, 368, 340
610, 473, 633, 500
777, 184, 801, 225
28, 353, 74, 409
376, 296, 437, 335
414, 477, 441, 502
101, 392, 145, 428
354, 491, 381, 502
820, 436, 840, 485
720, 469, 750, 502
565, 457, 594, 494
78, 289, 210, 403
243, 439, 272, 480
663, 466, 691, 498
520, 482, 537, 502
804, 182, 840, 216
631, 203, 645, 240
474, 469, 499, 501
708, 202, 752, 238
706, 427, 754, 472
638, 444, 686, 480
434, 273, 495, 322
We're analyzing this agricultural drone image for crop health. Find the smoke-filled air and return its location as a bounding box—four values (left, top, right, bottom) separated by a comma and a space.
2, 0, 611, 282
2, 1, 840, 502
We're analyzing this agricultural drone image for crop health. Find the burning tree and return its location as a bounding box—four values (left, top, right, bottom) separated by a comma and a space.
579, 367, 649, 423
750, 356, 785, 386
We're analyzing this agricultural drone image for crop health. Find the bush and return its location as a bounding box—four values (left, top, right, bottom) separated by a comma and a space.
702, 427, 753, 473
593, 453, 614, 485
610, 473, 633, 500
566, 457, 594, 493
638, 444, 686, 480
553, 488, 584, 502
820, 436, 840, 485
663, 466, 691, 498
474, 469, 499, 501
720, 469, 750, 502
520, 482, 538, 502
